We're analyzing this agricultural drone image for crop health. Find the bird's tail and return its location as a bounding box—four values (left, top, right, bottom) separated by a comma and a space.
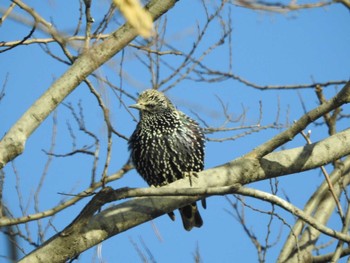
179, 202, 203, 231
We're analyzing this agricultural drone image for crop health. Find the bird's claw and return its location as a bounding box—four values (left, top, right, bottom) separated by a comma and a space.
184, 171, 198, 187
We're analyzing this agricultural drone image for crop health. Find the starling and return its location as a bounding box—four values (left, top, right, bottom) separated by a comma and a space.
128, 89, 205, 231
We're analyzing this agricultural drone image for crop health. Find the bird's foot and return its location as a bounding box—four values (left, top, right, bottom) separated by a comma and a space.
184, 171, 198, 187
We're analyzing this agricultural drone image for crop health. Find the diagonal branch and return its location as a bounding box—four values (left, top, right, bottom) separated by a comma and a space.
19, 127, 350, 262
247, 81, 350, 159
277, 156, 350, 262
0, 164, 132, 227
235, 187, 350, 243
0, 0, 180, 169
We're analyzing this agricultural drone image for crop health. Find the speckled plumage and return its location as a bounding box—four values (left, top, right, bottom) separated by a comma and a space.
128, 89, 205, 231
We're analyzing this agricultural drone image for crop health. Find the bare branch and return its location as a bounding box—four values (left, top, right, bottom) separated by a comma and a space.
247, 81, 350, 159
0, 163, 132, 227
300, 129, 344, 221
232, 0, 333, 13
236, 187, 350, 243
278, 157, 350, 262
0, 0, 179, 169
19, 128, 350, 261
0, 2, 16, 26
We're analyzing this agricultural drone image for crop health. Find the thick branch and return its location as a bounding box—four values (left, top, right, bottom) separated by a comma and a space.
0, 0, 179, 169
19, 128, 350, 262
248, 81, 350, 159
277, 157, 350, 262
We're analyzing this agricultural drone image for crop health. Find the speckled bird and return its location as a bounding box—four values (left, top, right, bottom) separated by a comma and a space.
128, 89, 205, 231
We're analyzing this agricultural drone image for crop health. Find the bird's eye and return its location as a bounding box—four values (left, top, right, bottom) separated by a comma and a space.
147, 103, 155, 108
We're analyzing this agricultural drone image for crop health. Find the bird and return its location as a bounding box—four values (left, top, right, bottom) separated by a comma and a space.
128, 89, 205, 231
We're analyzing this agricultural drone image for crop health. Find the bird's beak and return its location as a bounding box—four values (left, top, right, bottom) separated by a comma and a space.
129, 103, 145, 111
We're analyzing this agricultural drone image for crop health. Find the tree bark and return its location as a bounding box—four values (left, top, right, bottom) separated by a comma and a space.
19, 128, 350, 262
0, 0, 180, 169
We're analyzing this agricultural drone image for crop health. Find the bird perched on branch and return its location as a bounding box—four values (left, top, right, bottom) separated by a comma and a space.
128, 89, 205, 231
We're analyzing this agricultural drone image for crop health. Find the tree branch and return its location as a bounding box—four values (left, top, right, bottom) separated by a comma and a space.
235, 187, 350, 243
247, 81, 350, 159
19, 127, 350, 262
233, 0, 334, 13
0, 164, 132, 227
277, 156, 350, 262
0, 0, 180, 169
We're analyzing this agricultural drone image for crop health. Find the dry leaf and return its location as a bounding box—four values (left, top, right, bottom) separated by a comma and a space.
113, 0, 154, 38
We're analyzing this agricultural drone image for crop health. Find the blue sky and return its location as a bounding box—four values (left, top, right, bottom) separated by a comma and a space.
1, 0, 350, 262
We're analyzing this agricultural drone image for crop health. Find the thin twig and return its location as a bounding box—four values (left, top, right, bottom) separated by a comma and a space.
300, 129, 344, 222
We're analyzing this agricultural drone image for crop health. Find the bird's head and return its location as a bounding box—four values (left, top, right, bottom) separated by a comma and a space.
129, 89, 175, 114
